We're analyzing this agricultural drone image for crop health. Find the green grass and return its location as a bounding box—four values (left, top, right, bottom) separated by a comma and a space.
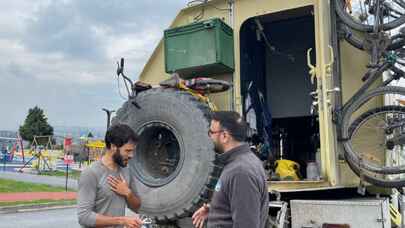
38, 169, 81, 180
0, 178, 74, 193
0, 199, 76, 207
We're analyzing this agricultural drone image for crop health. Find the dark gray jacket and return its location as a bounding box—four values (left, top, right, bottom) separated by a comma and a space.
207, 144, 269, 228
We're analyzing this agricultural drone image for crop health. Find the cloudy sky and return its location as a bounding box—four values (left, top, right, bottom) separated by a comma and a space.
0, 0, 190, 131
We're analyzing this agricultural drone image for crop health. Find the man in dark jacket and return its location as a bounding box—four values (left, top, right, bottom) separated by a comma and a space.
192, 111, 269, 228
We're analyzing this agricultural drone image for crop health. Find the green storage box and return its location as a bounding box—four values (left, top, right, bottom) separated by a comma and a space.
164, 18, 234, 78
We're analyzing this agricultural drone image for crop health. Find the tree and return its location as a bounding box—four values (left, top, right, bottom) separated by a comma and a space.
19, 106, 54, 144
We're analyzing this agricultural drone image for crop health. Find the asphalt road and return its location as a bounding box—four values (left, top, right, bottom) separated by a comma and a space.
0, 208, 80, 228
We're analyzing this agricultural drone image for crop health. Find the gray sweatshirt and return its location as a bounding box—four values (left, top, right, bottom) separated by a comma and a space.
77, 160, 139, 228
207, 144, 269, 228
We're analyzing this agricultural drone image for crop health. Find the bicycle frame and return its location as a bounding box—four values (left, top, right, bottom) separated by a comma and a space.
336, 61, 392, 134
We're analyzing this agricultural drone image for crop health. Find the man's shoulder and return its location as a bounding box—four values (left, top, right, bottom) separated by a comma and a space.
235, 150, 263, 168
84, 160, 102, 171
228, 152, 266, 177
80, 161, 102, 180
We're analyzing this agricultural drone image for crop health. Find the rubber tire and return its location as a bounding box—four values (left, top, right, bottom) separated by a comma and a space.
341, 86, 405, 140
340, 86, 405, 187
111, 88, 216, 221
347, 105, 405, 174
344, 152, 405, 187
335, 0, 405, 32
340, 24, 405, 51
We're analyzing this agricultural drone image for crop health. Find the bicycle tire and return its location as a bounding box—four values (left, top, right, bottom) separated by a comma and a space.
342, 86, 405, 140
340, 24, 405, 51
344, 105, 405, 187
341, 87, 405, 174
346, 105, 405, 174
389, 36, 405, 50
344, 151, 405, 187
335, 0, 405, 32
184, 78, 232, 94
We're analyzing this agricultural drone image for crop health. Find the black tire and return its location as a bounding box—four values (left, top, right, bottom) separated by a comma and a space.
340, 23, 405, 51
342, 86, 405, 141
389, 34, 405, 50
341, 86, 405, 164
335, 0, 405, 32
185, 78, 232, 94
347, 105, 405, 174
111, 88, 219, 221
344, 152, 405, 187
340, 87, 405, 187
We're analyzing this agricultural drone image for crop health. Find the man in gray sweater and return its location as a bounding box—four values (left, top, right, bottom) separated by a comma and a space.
77, 124, 142, 228
192, 111, 269, 228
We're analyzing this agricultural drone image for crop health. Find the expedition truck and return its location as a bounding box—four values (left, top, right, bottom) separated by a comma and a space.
111, 0, 405, 227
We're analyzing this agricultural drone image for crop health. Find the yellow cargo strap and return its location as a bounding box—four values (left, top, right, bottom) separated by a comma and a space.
177, 82, 218, 111
390, 203, 402, 226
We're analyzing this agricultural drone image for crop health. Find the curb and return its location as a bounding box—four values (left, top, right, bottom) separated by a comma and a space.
0, 202, 76, 214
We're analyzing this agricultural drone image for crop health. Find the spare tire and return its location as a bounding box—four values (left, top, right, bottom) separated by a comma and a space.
111, 88, 218, 221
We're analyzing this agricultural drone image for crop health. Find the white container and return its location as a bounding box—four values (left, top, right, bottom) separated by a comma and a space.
306, 161, 320, 180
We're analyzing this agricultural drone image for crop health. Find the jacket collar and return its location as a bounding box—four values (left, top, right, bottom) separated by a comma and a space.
217, 143, 250, 165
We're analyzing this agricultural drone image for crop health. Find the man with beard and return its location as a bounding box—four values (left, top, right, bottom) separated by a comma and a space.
78, 124, 142, 228
192, 111, 269, 228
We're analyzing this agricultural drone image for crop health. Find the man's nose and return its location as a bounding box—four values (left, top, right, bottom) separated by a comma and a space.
128, 152, 134, 159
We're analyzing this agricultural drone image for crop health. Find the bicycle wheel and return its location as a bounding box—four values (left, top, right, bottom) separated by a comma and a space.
344, 151, 405, 187
335, 0, 405, 32
341, 87, 405, 173
343, 105, 405, 187
339, 24, 405, 60
347, 105, 405, 174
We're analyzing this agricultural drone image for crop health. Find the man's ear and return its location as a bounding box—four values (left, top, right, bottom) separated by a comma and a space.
111, 144, 118, 152
221, 132, 229, 144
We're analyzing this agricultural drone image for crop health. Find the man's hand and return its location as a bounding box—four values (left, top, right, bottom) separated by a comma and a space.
192, 203, 209, 228
120, 216, 143, 228
108, 174, 131, 197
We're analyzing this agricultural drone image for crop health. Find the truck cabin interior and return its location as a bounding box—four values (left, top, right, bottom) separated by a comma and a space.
240, 6, 320, 181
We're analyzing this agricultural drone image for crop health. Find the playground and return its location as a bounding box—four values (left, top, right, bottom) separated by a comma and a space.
0, 135, 106, 174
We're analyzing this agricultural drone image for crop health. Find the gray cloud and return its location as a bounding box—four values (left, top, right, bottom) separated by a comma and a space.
22, 1, 105, 61
0, 0, 189, 131
21, 0, 187, 61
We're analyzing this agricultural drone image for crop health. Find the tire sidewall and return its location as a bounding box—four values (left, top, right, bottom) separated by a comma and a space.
112, 88, 215, 219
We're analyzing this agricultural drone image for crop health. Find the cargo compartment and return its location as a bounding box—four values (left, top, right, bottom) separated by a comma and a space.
164, 18, 234, 78
240, 7, 320, 181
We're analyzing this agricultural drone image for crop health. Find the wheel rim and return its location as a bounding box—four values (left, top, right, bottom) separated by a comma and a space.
349, 108, 405, 174
132, 121, 184, 187
350, 110, 394, 167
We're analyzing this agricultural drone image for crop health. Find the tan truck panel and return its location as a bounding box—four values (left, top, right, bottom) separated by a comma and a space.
138, 0, 375, 191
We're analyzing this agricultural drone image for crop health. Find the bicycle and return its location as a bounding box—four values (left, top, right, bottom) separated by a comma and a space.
339, 23, 405, 68
333, 0, 405, 187
335, 0, 405, 32
334, 49, 405, 187
336, 57, 405, 187
336, 0, 405, 68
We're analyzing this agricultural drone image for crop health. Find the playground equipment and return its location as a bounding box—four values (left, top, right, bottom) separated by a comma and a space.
18, 136, 57, 173
85, 140, 105, 162
0, 136, 24, 163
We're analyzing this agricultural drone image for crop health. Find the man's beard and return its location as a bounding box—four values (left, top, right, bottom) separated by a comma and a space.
113, 150, 127, 167
213, 140, 224, 154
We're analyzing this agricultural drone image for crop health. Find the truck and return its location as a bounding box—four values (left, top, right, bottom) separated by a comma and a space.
111, 0, 405, 227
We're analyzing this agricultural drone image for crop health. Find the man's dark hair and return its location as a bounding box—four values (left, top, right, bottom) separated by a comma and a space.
211, 111, 248, 142
105, 124, 138, 149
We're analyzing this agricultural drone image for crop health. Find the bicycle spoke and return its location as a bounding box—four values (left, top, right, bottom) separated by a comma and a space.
349, 108, 405, 169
